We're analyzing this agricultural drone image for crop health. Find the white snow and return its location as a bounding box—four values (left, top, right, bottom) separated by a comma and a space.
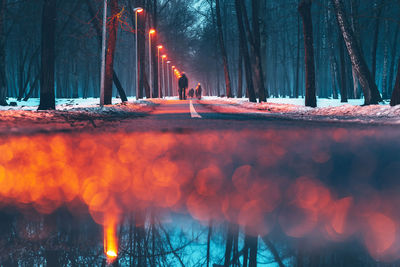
1, 96, 400, 125
200, 97, 400, 124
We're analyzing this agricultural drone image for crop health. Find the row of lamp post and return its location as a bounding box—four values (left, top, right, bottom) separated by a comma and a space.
100, 3, 182, 105
132, 7, 182, 100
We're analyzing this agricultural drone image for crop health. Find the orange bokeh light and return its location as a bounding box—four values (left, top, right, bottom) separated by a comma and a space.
149, 29, 156, 34
0, 128, 399, 261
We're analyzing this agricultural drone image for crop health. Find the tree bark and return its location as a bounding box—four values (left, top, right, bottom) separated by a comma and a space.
371, 0, 384, 82
152, 0, 159, 98
331, 0, 382, 105
388, 24, 400, 98
299, 0, 317, 108
295, 14, 300, 99
85, 0, 127, 102
238, 45, 243, 98
234, 0, 256, 102
38, 0, 56, 110
206, 221, 212, 267
248, 235, 258, 267
103, 0, 119, 105
390, 58, 400, 106
338, 34, 348, 102
215, 0, 232, 98
223, 224, 234, 267
381, 20, 389, 99
240, 0, 267, 102
0, 0, 7, 106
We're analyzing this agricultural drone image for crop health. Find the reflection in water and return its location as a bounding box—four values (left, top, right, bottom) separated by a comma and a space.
0, 128, 400, 266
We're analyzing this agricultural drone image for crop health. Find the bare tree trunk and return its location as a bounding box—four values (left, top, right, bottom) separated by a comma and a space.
371, 0, 384, 82
85, 0, 127, 102
331, 0, 382, 105
295, 14, 300, 99
299, 0, 316, 107
248, 235, 258, 267
242, 234, 249, 267
338, 34, 348, 102
390, 58, 400, 106
223, 224, 234, 267
206, 221, 212, 267
350, 0, 361, 98
381, 20, 389, 99
103, 0, 119, 105
215, 0, 232, 98
238, 45, 243, 98
388, 24, 400, 98
38, 0, 56, 110
240, 0, 267, 102
0, 0, 7, 106
234, 0, 256, 102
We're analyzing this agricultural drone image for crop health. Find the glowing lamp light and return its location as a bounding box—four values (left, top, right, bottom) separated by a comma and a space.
134, 7, 143, 13
162, 55, 167, 59
167, 61, 171, 64
149, 29, 156, 35
172, 66, 175, 69
157, 45, 163, 49
104, 218, 118, 263
106, 250, 117, 258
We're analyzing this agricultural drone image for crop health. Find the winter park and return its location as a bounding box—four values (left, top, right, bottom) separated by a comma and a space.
1, 0, 400, 266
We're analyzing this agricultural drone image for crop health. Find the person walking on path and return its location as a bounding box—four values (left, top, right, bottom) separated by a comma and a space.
195, 83, 202, 100
178, 73, 188, 100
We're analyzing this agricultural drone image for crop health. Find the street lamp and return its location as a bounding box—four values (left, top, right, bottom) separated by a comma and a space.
134, 7, 143, 100
161, 55, 167, 98
148, 29, 156, 98
157, 45, 163, 98
172, 66, 176, 96
100, 0, 108, 106
166, 61, 171, 97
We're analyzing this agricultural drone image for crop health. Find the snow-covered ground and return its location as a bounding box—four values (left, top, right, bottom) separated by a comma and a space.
0, 97, 154, 134
1, 96, 400, 125
200, 96, 400, 124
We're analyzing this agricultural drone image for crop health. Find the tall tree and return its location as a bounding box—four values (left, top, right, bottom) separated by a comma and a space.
240, 0, 267, 102
38, 0, 57, 110
215, 0, 232, 98
331, 0, 382, 105
234, 0, 256, 102
390, 58, 400, 106
85, 0, 127, 102
103, 0, 120, 105
298, 0, 316, 107
370, 0, 384, 82
0, 0, 7, 106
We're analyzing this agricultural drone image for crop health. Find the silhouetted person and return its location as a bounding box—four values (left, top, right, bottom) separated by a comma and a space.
178, 73, 188, 100
195, 83, 202, 100
189, 88, 194, 98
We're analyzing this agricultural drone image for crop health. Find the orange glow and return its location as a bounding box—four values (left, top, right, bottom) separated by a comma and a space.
172, 66, 175, 69
104, 216, 118, 262
162, 55, 167, 59
136, 8, 143, 13
0, 128, 399, 261
149, 29, 156, 35
157, 45, 163, 49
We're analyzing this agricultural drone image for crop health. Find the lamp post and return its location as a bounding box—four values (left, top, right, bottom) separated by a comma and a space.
171, 66, 176, 96
134, 7, 143, 100
161, 55, 167, 98
166, 61, 171, 97
157, 45, 163, 98
100, 0, 107, 106
148, 29, 155, 98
